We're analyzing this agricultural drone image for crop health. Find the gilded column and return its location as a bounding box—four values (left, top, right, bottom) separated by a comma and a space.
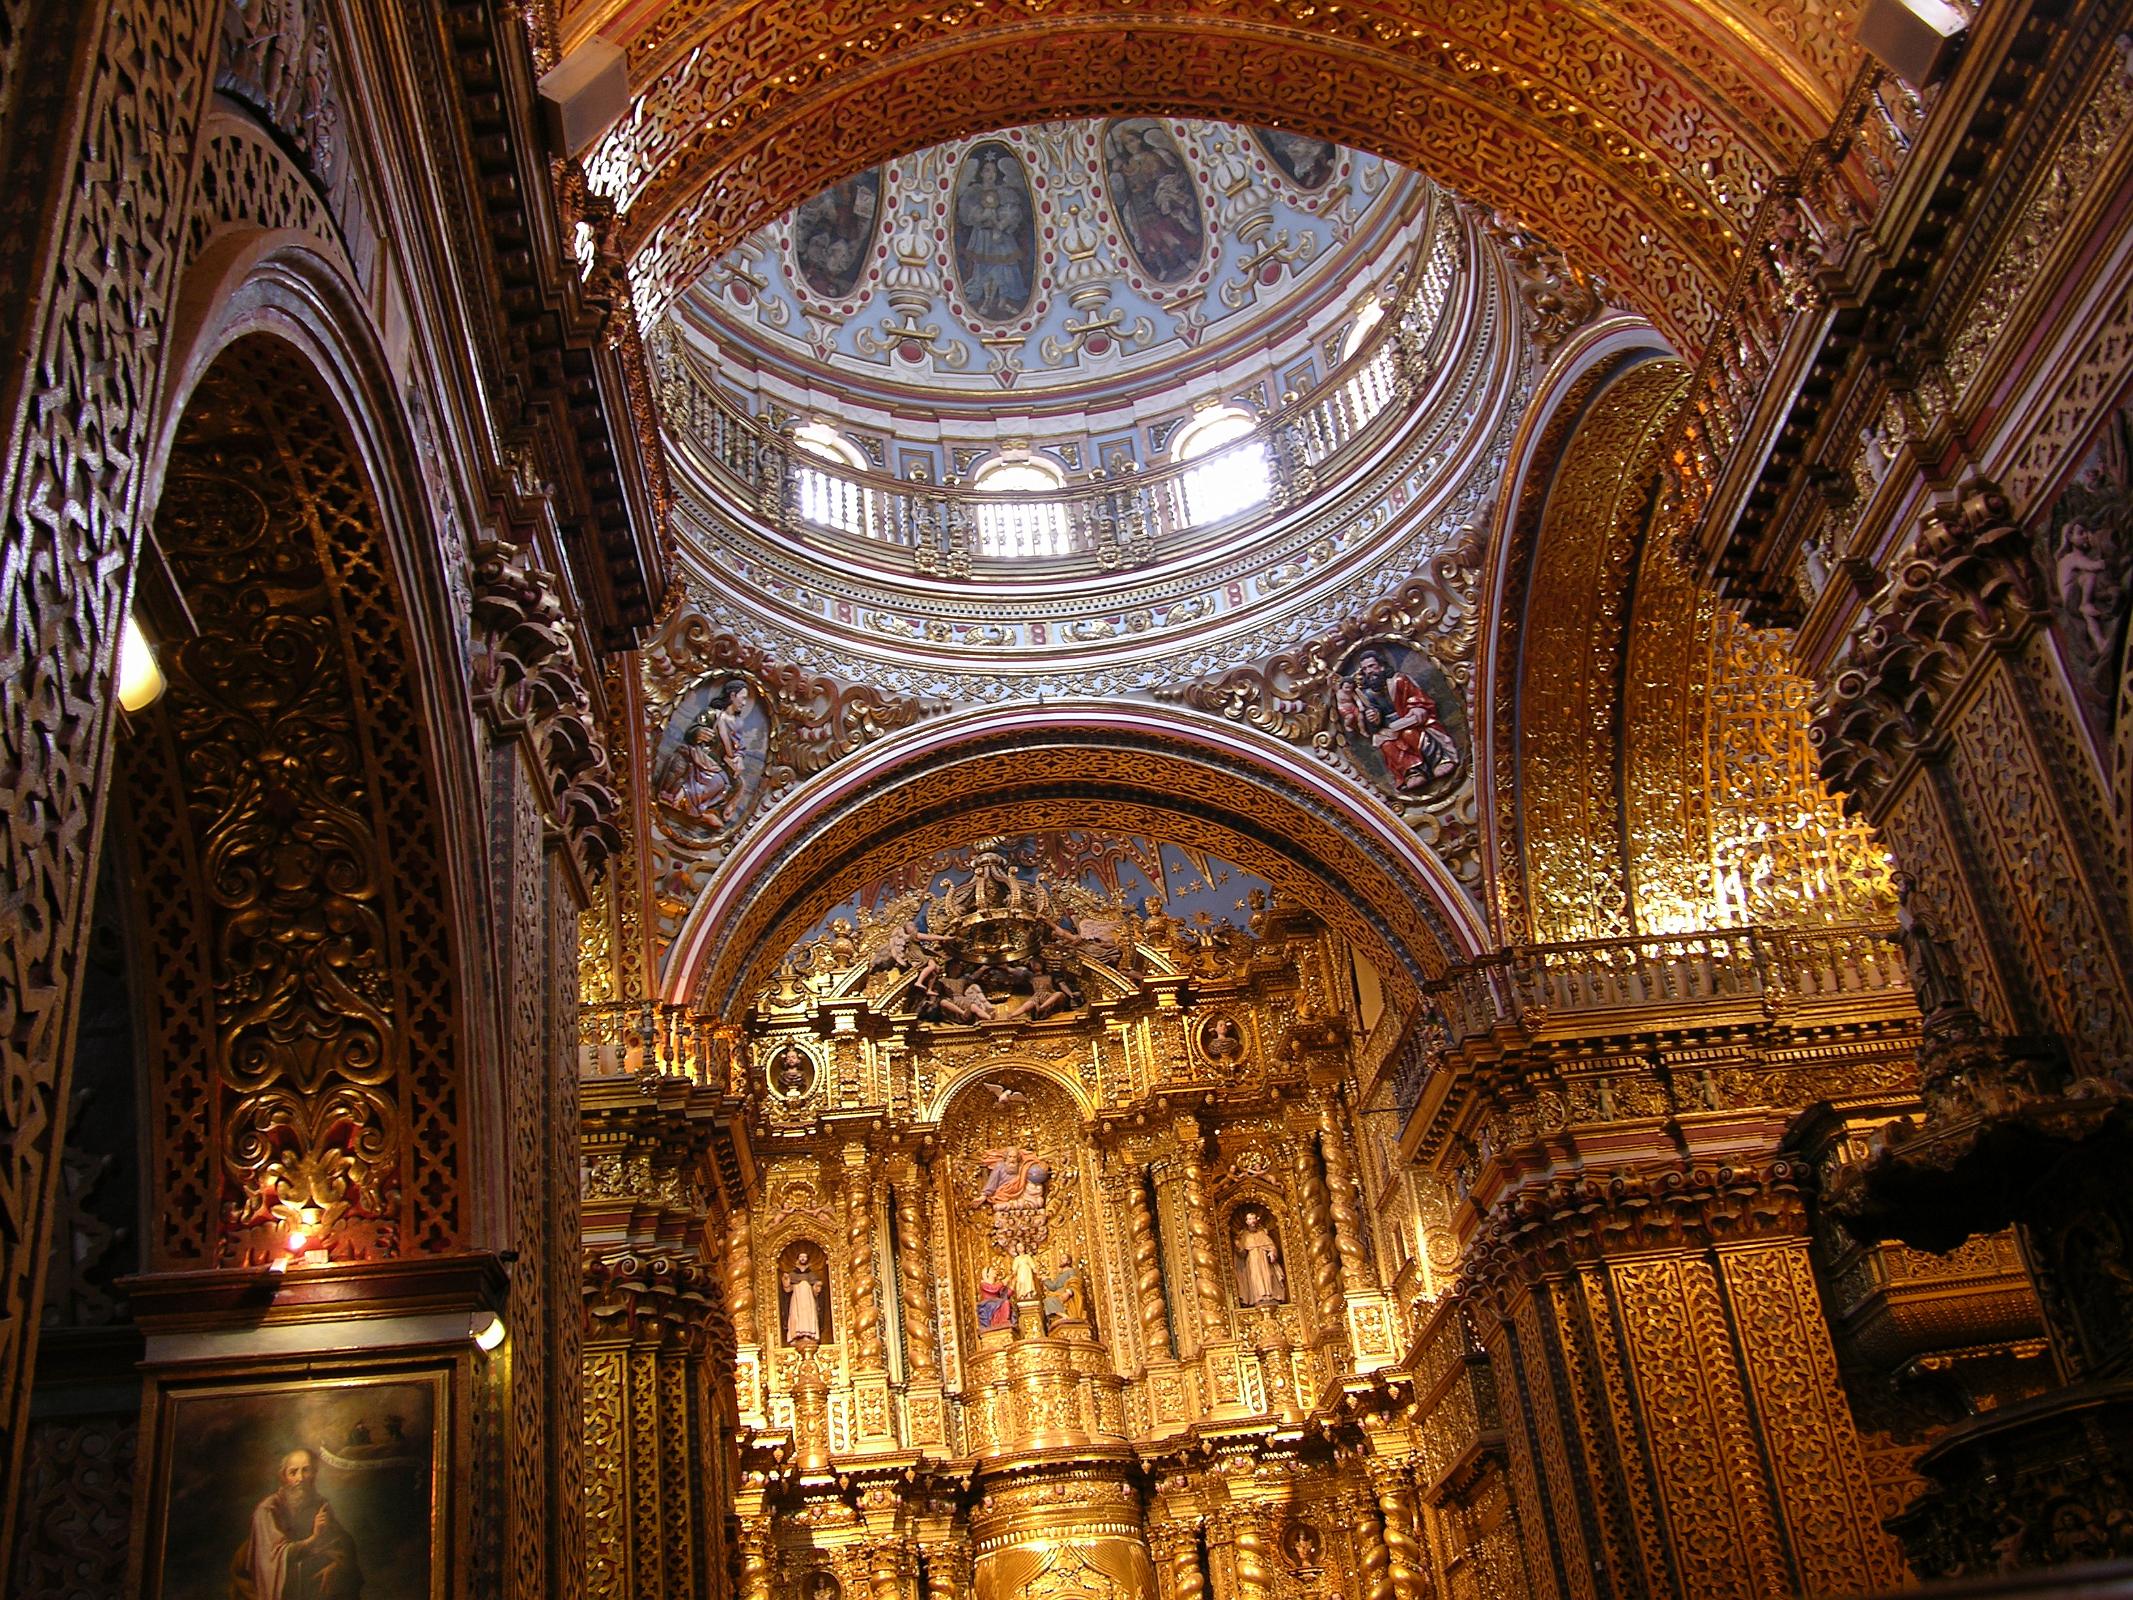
1173, 1116, 1225, 1341
893, 1156, 939, 1382
1124, 1164, 1175, 1359
922, 1542, 970, 1600
1348, 1488, 1395, 1600
869, 1540, 915, 1600
843, 1140, 886, 1368
1372, 1463, 1428, 1600
1156, 1522, 1207, 1600
725, 1203, 758, 1346
1293, 1136, 1344, 1335
739, 1525, 774, 1600
1230, 1505, 1277, 1600
1316, 1089, 1371, 1289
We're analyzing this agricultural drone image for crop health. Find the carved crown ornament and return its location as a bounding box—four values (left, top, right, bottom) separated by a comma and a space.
1153, 573, 1485, 900
1810, 484, 2044, 809
471, 538, 625, 877
635, 587, 945, 957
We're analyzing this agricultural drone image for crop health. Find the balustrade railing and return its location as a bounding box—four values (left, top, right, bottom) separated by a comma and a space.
654, 212, 1461, 576
1424, 923, 1908, 1051
580, 1000, 729, 1088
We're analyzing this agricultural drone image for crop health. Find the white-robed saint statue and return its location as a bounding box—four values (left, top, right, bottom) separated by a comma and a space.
1233, 1209, 1288, 1306
782, 1248, 825, 1344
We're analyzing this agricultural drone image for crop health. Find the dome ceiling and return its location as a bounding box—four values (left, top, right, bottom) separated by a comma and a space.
679, 118, 1425, 414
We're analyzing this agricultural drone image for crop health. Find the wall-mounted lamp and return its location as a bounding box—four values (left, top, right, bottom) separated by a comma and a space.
471, 1312, 508, 1353
118, 610, 167, 712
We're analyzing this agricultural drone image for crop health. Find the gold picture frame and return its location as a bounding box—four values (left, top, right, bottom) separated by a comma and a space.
138, 1355, 456, 1600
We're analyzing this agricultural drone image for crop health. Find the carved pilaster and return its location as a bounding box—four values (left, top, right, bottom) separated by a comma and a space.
472, 540, 622, 883
922, 1541, 970, 1600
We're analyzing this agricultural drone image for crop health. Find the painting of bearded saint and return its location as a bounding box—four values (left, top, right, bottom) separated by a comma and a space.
953, 142, 1036, 323
2037, 394, 2133, 733
146, 1373, 439, 1600
1333, 641, 1466, 799
1250, 127, 1338, 191
1103, 119, 1206, 283
651, 675, 771, 839
792, 167, 881, 301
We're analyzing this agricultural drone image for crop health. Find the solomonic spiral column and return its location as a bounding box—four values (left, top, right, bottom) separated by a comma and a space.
1123, 1162, 1175, 1361
893, 1155, 939, 1382
1172, 1115, 1225, 1343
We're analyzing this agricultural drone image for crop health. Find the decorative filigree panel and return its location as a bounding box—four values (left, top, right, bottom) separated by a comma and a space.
639, 590, 941, 967
1156, 572, 1486, 907
124, 339, 463, 1266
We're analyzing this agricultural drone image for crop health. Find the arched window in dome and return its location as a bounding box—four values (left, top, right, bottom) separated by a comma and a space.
793, 422, 875, 537
1172, 405, 1273, 527
972, 456, 1073, 558
1337, 296, 1399, 428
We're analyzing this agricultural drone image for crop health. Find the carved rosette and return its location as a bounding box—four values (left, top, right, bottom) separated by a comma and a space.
473, 539, 624, 879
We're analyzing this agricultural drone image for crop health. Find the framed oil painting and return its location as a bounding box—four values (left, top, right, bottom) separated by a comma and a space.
143, 1365, 448, 1600
792, 167, 881, 301
1251, 127, 1338, 191
1102, 119, 1206, 284
951, 140, 1037, 323
1330, 638, 1467, 801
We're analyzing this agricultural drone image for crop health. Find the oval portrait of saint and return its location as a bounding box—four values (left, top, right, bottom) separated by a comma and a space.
1331, 640, 1467, 801
651, 675, 772, 842
764, 1040, 817, 1102
791, 167, 881, 301
951, 141, 1037, 324
1103, 119, 1206, 284
1251, 127, 1339, 191
1197, 1012, 1247, 1066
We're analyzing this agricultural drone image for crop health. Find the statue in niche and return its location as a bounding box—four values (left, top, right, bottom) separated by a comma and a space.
975, 1263, 1015, 1331
1043, 1253, 1091, 1333
1887, 873, 1970, 1019
971, 1146, 1051, 1222
1233, 1208, 1289, 1306
780, 1245, 829, 1345
1284, 1521, 1324, 1575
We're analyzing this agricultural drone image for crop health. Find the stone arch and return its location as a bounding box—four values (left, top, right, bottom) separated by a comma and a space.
113, 324, 472, 1268
665, 703, 1491, 1021
576, 0, 1881, 355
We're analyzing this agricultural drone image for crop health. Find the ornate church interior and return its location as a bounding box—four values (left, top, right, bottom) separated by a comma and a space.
8, 0, 2133, 1596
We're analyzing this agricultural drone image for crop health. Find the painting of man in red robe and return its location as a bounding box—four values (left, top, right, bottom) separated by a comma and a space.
1334, 646, 1464, 796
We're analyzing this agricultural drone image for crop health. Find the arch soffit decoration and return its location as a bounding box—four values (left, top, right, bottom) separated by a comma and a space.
928, 1056, 1097, 1127
123, 330, 469, 1265
567, 0, 1872, 356
667, 704, 1488, 1019
1501, 354, 1694, 943
155, 134, 491, 925
1473, 316, 1675, 941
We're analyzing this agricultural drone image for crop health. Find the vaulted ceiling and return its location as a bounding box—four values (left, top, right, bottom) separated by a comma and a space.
554, 0, 1872, 355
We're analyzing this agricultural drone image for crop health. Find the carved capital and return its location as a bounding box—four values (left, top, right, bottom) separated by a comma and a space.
583, 1251, 721, 1349
1810, 482, 2042, 810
